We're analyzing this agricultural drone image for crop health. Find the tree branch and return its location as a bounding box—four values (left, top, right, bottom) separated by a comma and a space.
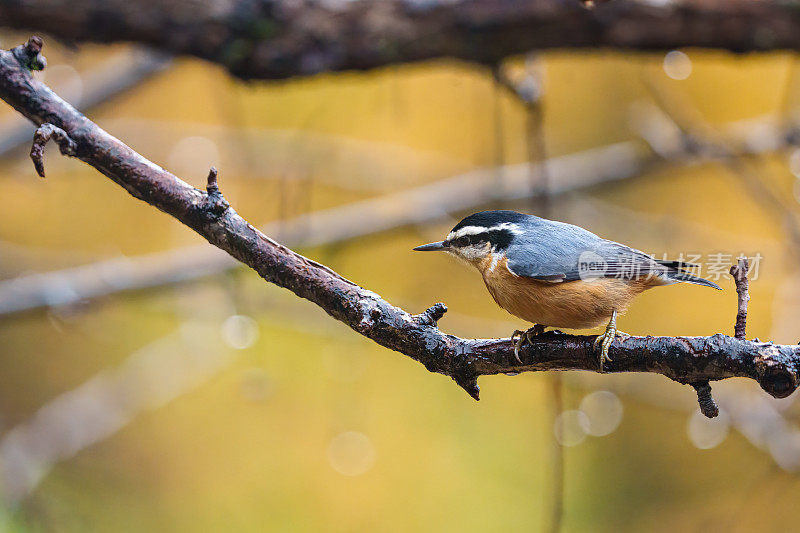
2, 0, 800, 80
1, 37, 799, 409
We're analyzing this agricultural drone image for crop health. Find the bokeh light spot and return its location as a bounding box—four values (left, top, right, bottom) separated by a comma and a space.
579, 390, 623, 437
663, 51, 692, 80
554, 410, 590, 447
327, 431, 376, 476
687, 409, 730, 449
221, 315, 259, 350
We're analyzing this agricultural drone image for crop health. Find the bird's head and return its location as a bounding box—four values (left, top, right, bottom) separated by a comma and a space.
414, 210, 526, 265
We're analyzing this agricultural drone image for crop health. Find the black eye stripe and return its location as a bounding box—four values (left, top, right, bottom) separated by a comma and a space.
450, 229, 513, 249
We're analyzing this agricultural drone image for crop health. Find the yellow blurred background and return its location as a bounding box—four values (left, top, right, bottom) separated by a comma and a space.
0, 33, 799, 531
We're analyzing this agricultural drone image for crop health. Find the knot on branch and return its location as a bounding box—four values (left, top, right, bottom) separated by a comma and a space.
12, 36, 46, 71
205, 167, 230, 217
356, 306, 383, 332
691, 381, 719, 418
30, 124, 77, 178
414, 302, 447, 326
758, 362, 797, 399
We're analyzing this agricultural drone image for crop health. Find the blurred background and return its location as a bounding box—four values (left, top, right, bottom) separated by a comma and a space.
0, 28, 799, 532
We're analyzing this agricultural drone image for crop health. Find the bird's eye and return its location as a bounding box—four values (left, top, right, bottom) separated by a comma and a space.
454, 236, 471, 247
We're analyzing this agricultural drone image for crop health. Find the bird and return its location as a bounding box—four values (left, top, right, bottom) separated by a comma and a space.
413, 210, 721, 369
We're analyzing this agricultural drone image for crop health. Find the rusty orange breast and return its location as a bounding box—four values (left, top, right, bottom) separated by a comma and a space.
479, 254, 656, 329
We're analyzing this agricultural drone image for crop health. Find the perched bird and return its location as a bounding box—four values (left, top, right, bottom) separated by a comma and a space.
413, 210, 720, 368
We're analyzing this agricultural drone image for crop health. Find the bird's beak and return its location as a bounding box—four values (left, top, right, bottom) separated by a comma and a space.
413, 241, 447, 251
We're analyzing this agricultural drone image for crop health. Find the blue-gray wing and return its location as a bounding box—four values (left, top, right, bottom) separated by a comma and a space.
504, 219, 662, 282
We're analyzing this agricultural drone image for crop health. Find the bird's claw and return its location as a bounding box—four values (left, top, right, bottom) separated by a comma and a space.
593, 325, 629, 372
510, 324, 546, 364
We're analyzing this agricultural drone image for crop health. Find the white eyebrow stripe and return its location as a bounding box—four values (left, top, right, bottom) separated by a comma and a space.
448, 226, 486, 239
447, 222, 522, 241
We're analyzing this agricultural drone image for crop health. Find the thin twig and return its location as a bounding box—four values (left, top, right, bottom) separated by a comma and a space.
493, 56, 549, 212
730, 257, 750, 340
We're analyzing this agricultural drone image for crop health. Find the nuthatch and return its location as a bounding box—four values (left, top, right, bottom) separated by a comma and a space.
414, 210, 720, 369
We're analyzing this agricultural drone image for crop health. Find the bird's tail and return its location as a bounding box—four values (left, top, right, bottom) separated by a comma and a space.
655, 259, 721, 290
667, 271, 722, 290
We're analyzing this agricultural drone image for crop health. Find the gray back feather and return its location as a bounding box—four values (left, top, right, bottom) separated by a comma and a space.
505, 215, 664, 282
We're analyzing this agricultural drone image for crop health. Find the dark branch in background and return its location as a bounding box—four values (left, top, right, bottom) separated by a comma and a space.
493, 56, 550, 211
2, 38, 799, 415
2, 0, 800, 80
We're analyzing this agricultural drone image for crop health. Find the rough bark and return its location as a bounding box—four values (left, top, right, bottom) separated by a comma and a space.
1, 37, 798, 411
1, 0, 800, 80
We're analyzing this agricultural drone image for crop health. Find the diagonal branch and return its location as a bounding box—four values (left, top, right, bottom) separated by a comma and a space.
3, 0, 800, 80
1, 37, 799, 410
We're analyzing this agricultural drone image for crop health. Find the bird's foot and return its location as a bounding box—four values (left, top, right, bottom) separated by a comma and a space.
593, 323, 629, 372
510, 324, 546, 364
